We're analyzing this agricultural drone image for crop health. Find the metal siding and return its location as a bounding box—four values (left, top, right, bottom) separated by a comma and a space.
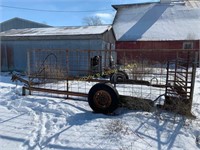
102, 29, 115, 45
0, 43, 14, 71
116, 41, 199, 63
1, 39, 105, 72
12, 41, 27, 71
1, 45, 8, 71
6, 45, 14, 70
116, 41, 199, 49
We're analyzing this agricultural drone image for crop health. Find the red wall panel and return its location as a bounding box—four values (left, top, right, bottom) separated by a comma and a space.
116, 40, 199, 50
116, 40, 199, 63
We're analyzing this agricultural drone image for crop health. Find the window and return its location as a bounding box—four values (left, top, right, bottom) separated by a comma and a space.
183, 42, 193, 49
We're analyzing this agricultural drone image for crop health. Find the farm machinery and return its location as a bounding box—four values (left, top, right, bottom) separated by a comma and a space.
12, 49, 198, 117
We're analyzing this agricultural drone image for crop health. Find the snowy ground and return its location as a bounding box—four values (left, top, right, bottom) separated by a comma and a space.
0, 69, 200, 150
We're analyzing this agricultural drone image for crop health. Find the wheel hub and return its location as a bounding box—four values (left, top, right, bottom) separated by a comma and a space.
93, 90, 112, 109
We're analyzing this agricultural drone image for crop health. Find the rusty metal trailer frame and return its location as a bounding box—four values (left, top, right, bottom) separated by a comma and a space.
12, 49, 198, 117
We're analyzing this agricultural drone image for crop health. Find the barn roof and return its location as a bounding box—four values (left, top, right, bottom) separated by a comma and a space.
0, 17, 51, 32
0, 25, 112, 40
113, 0, 200, 41
0, 25, 112, 37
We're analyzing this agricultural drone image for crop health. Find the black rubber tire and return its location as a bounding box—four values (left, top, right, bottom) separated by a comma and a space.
110, 70, 129, 83
88, 83, 119, 114
118, 70, 129, 80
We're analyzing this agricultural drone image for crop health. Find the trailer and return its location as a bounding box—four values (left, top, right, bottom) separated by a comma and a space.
12, 49, 198, 117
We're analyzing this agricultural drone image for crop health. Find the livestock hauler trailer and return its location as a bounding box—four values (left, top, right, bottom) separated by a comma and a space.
12, 49, 198, 117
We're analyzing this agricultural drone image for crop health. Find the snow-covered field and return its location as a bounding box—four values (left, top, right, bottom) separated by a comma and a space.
0, 69, 200, 150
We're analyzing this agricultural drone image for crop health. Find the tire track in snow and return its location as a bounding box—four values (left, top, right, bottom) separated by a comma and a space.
20, 100, 74, 149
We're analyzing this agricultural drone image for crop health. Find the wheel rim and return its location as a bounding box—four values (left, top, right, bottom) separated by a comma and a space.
117, 75, 124, 80
112, 73, 126, 82
93, 90, 112, 109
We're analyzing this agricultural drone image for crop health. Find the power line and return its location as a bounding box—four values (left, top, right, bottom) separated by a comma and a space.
0, 4, 113, 13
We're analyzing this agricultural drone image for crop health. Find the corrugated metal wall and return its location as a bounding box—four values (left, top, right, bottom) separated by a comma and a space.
116, 41, 200, 49
116, 40, 199, 64
1, 39, 110, 72
1, 44, 14, 71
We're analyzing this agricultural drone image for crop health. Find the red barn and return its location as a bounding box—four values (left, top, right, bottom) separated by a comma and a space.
112, 0, 200, 64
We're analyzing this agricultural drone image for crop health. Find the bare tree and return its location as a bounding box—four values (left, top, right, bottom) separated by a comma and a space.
82, 16, 102, 26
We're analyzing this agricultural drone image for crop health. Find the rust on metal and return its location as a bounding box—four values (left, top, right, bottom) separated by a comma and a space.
23, 86, 88, 97
11, 48, 198, 116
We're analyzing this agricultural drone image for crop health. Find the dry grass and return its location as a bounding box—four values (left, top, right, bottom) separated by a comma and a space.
103, 119, 132, 140
35, 64, 66, 79
120, 95, 154, 112
130, 61, 153, 80
163, 96, 196, 119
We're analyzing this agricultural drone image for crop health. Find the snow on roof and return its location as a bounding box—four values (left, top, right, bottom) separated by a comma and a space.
113, 1, 200, 41
0, 25, 112, 37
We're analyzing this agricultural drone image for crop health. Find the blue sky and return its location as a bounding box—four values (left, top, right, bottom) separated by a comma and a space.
0, 0, 159, 26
